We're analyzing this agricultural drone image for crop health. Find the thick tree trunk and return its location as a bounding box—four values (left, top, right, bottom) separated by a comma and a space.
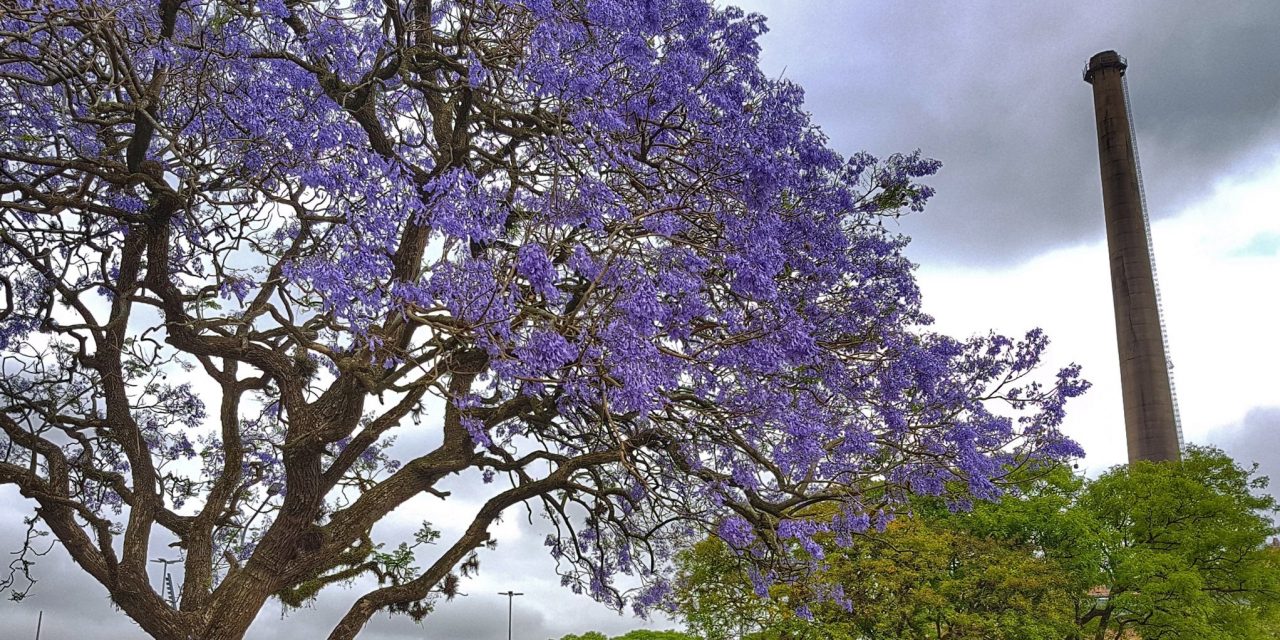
196, 567, 279, 640
1092, 606, 1112, 640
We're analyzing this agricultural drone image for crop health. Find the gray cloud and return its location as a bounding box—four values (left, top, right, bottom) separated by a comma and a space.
1204, 406, 1280, 515
735, 0, 1280, 266
0, 394, 676, 638
0, 482, 677, 639
0, 489, 152, 640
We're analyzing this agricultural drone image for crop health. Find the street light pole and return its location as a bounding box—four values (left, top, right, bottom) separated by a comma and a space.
151, 557, 182, 608
497, 590, 524, 640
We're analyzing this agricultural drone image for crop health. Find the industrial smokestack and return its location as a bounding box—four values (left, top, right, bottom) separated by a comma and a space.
1084, 51, 1182, 462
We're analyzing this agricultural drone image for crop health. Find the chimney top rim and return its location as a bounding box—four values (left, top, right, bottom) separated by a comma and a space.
1084, 50, 1127, 84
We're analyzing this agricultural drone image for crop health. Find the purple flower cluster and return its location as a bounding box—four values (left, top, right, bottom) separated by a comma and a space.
718, 515, 757, 550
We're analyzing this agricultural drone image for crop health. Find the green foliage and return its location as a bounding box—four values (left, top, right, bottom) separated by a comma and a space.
671, 537, 767, 640
276, 521, 449, 620
673, 448, 1280, 640
613, 631, 701, 640
675, 509, 1076, 640
1078, 446, 1280, 639
554, 631, 696, 640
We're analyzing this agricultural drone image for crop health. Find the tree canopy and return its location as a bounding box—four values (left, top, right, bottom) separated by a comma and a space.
555, 631, 698, 640
673, 448, 1280, 640
0, 1, 1084, 638
1077, 447, 1280, 639
673, 475, 1082, 640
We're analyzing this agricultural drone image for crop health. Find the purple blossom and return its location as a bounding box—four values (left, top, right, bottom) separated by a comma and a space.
718, 515, 756, 549
516, 244, 560, 300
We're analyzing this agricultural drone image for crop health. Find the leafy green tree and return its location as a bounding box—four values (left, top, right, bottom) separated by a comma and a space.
554, 631, 696, 640
613, 631, 701, 640
673, 491, 1078, 640
1076, 447, 1280, 640
673, 448, 1280, 640
673, 537, 778, 640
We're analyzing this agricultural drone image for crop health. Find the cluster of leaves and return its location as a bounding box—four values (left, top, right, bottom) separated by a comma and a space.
673, 447, 1280, 640
1, 0, 1084, 638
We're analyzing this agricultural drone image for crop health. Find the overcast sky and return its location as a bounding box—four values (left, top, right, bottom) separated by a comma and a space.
4, 2, 1279, 638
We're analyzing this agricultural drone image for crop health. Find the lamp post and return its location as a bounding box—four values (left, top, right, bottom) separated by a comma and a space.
497, 590, 524, 640
151, 557, 182, 608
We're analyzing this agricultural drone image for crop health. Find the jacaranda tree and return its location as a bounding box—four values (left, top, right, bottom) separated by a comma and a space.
0, 1, 1087, 638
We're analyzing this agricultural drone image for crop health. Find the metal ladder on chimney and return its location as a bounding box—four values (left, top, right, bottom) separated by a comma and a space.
1122, 76, 1184, 449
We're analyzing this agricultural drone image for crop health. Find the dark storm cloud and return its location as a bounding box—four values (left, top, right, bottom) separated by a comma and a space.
734, 0, 1280, 265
